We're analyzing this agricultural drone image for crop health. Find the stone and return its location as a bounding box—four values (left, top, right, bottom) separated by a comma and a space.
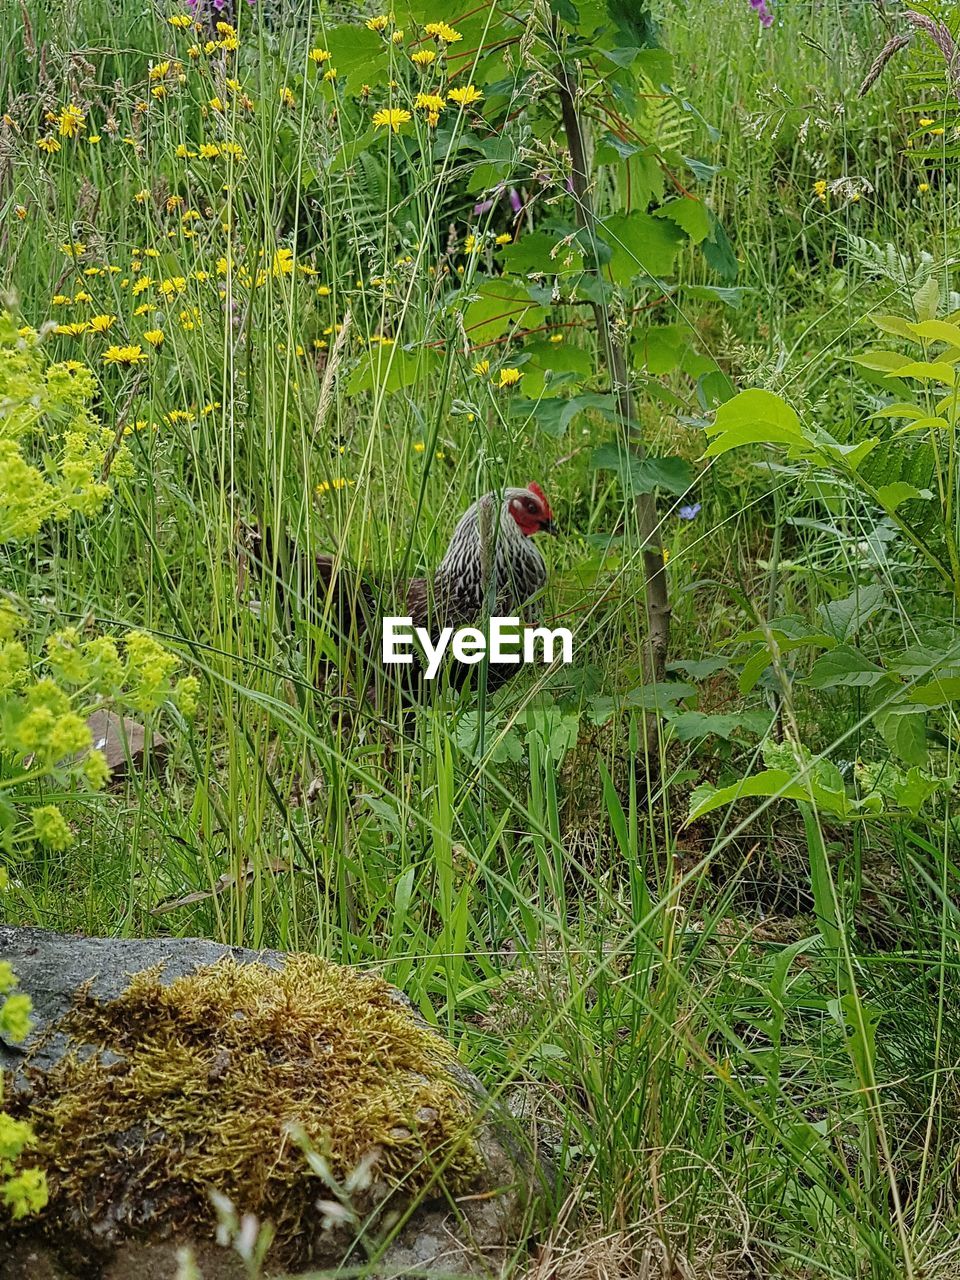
0, 927, 545, 1278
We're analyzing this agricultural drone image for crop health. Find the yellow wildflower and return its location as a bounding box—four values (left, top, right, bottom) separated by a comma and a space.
919, 181, 930, 193
103, 344, 148, 365
449, 84, 483, 106
309, 47, 331, 63
411, 49, 436, 67
919, 117, 935, 127
169, 14, 193, 27
88, 314, 116, 333
472, 358, 490, 375
56, 322, 89, 337
495, 233, 512, 245
415, 92, 445, 112
150, 60, 171, 80
497, 367, 522, 388
37, 136, 61, 153
366, 15, 389, 31
392, 30, 404, 44
424, 22, 462, 42
58, 104, 85, 137
280, 86, 295, 108
372, 107, 412, 132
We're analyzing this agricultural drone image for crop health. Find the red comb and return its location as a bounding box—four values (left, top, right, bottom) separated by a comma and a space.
527, 482, 552, 517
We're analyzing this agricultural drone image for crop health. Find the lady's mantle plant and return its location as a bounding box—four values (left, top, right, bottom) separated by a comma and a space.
0, 313, 197, 1222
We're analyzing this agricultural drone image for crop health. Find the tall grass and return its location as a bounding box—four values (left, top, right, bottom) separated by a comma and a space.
3, 0, 960, 1275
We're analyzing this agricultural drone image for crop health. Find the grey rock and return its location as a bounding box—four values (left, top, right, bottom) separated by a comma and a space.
0, 926, 546, 1279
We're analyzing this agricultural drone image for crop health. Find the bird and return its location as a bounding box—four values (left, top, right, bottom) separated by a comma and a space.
250, 483, 557, 705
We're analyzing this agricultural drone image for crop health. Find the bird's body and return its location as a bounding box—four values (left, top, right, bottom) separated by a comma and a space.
255, 484, 556, 704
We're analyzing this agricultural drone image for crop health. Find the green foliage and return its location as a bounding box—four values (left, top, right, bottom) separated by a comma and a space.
0, 953, 46, 1222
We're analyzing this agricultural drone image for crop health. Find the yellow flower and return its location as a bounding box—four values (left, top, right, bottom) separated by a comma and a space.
273, 247, 294, 275
316, 477, 353, 494
424, 22, 462, 42
931, 127, 945, 136
813, 178, 828, 204
323, 68, 338, 81
61, 241, 86, 256
221, 141, 245, 159
413, 441, 426, 453
52, 295, 72, 305
495, 232, 512, 245
143, 329, 164, 348
103, 344, 148, 365
134, 188, 150, 204
317, 284, 331, 297
56, 322, 89, 337
199, 142, 221, 158
216, 20, 235, 34
366, 15, 389, 31
133, 303, 151, 317
37, 136, 61, 153
158, 276, 187, 299
309, 47, 331, 63
496, 367, 522, 388
73, 290, 92, 304
549, 332, 564, 343
472, 358, 490, 375
392, 29, 404, 44
152, 85, 167, 99
169, 14, 193, 27
60, 360, 87, 374
411, 49, 436, 67
58, 104, 85, 137
88, 314, 116, 333
464, 233, 477, 252
87, 135, 101, 144
919, 117, 935, 127
448, 84, 483, 106
372, 107, 412, 132
150, 60, 171, 80
919, 181, 930, 193
415, 92, 445, 113
280, 86, 296, 108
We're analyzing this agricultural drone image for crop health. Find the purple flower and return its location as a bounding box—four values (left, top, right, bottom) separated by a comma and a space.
750, 0, 774, 27
678, 503, 701, 521
473, 198, 495, 215
508, 187, 522, 214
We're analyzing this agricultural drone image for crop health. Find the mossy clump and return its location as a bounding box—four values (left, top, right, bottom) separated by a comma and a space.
14, 956, 482, 1266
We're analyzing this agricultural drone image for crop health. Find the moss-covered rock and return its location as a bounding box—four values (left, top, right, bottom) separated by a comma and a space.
0, 927, 541, 1278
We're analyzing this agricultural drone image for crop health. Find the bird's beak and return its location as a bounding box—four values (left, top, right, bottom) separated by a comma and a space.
541, 518, 558, 536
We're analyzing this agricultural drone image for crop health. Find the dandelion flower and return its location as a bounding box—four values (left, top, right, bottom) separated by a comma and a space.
37, 136, 61, 153
415, 92, 445, 113
58, 104, 85, 137
56, 322, 90, 337
87, 134, 101, 144
309, 47, 331, 63
411, 49, 436, 67
372, 107, 412, 132
280, 86, 296, 108
88, 314, 116, 333
919, 117, 935, 127
169, 14, 193, 27
919, 181, 930, 193
448, 84, 483, 106
424, 22, 462, 42
103, 344, 148, 366
392, 29, 404, 43
496, 367, 522, 388
366, 15, 389, 31
472, 358, 490, 376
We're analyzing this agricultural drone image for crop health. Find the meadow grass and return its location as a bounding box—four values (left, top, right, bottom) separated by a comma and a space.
4, 0, 960, 1276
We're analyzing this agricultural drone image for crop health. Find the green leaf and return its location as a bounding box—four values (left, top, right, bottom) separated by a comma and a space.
913, 275, 941, 322
500, 231, 583, 276
817, 585, 886, 641
701, 210, 738, 281
601, 211, 686, 281
906, 676, 960, 707
873, 315, 919, 339
871, 402, 926, 420
460, 281, 547, 342
688, 770, 811, 821
510, 392, 622, 437
906, 318, 960, 346
591, 442, 693, 495
875, 482, 931, 511
851, 350, 914, 373
324, 24, 388, 85
889, 360, 956, 384
873, 704, 927, 767
805, 646, 889, 689
654, 197, 711, 244
703, 388, 805, 457
347, 347, 439, 395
